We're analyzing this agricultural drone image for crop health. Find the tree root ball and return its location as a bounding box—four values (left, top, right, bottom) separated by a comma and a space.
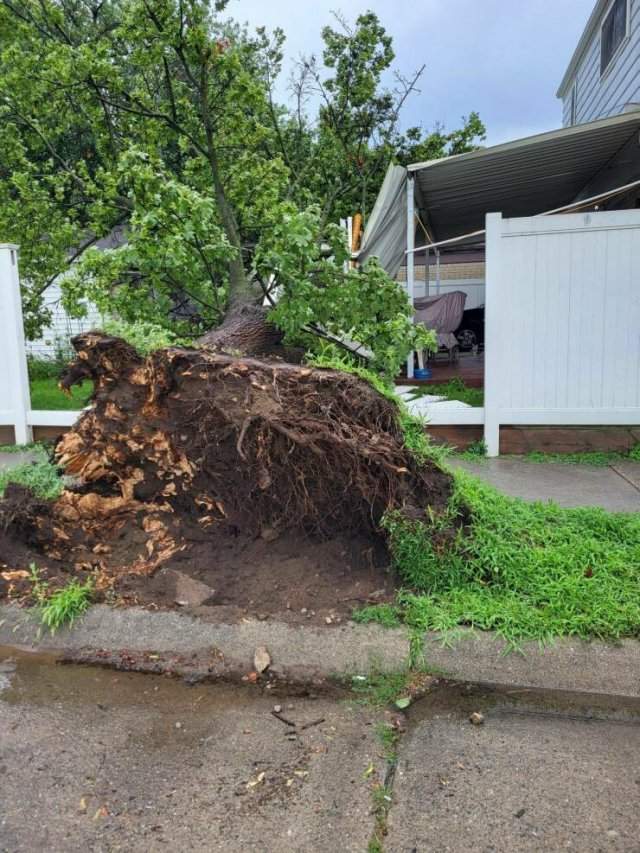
3, 333, 455, 585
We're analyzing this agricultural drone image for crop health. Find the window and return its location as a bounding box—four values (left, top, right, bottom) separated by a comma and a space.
601, 0, 628, 75
569, 81, 578, 124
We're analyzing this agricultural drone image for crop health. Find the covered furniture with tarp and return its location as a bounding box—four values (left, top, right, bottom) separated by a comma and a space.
414, 290, 466, 364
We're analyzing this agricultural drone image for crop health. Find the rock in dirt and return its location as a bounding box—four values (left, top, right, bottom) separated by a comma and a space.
469, 711, 485, 726
253, 646, 271, 674
169, 571, 216, 607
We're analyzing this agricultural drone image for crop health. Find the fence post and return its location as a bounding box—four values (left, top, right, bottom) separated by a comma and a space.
483, 214, 501, 456
0, 244, 32, 445
406, 172, 415, 379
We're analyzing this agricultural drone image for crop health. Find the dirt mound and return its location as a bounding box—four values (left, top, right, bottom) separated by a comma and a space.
0, 332, 455, 616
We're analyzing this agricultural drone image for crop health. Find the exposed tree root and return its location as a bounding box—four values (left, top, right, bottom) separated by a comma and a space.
1, 332, 455, 593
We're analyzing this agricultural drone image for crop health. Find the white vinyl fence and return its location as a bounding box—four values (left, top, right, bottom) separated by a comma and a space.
2, 209, 640, 452
483, 210, 640, 454
0, 244, 79, 444
408, 209, 640, 454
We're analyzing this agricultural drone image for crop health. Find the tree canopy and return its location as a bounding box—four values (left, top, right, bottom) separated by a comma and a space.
0, 0, 485, 374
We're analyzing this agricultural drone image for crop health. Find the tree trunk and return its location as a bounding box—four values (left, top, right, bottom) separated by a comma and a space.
198, 303, 284, 353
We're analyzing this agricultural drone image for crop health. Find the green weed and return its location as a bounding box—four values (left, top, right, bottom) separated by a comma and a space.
27, 354, 69, 380
26, 564, 93, 632
351, 669, 413, 709
0, 442, 47, 454
459, 438, 487, 460
39, 578, 93, 632
353, 603, 401, 628
376, 722, 400, 761
28, 562, 48, 605
369, 782, 393, 852
0, 458, 63, 500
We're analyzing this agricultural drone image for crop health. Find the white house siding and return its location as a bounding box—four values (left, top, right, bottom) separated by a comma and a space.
26, 279, 103, 359
562, 0, 640, 125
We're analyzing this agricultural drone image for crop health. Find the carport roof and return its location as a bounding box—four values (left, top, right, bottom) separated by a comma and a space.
410, 110, 640, 243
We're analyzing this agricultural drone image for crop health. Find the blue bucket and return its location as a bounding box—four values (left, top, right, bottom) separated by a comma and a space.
414, 368, 432, 380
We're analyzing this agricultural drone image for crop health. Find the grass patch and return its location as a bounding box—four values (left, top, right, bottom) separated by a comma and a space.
0, 457, 63, 500
368, 782, 393, 852
353, 603, 402, 628
376, 721, 401, 761
29, 377, 91, 410
366, 469, 640, 646
0, 442, 47, 454
524, 446, 640, 466
407, 378, 484, 408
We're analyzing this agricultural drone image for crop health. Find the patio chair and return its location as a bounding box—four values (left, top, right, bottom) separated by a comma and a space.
413, 291, 467, 367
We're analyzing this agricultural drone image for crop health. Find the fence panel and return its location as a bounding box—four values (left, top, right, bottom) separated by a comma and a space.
0, 245, 32, 444
484, 211, 640, 454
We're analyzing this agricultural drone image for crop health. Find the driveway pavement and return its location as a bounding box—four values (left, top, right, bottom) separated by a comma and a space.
449, 457, 640, 511
2, 650, 640, 853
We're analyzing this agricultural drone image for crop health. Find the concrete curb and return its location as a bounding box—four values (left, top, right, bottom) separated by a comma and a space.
422, 630, 640, 698
2, 603, 640, 697
0, 604, 409, 684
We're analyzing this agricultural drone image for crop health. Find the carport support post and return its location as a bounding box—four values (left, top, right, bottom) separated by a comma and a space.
0, 244, 32, 445
483, 213, 501, 456
406, 172, 415, 379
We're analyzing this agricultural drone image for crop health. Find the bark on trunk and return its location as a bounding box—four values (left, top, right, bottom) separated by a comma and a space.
198, 303, 284, 354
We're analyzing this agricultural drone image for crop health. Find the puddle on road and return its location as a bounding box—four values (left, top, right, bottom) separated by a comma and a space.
0, 645, 258, 718
3, 644, 640, 732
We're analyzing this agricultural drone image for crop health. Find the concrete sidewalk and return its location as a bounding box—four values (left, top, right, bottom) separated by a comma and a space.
449, 456, 640, 511
0, 448, 44, 470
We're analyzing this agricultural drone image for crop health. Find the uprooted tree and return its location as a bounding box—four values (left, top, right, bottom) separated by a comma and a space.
0, 332, 455, 584
0, 1, 480, 582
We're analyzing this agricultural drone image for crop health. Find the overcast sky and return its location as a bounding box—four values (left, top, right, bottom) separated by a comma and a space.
233, 0, 593, 145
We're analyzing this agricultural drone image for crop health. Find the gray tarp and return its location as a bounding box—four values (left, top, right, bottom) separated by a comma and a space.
357, 164, 407, 279
414, 291, 467, 352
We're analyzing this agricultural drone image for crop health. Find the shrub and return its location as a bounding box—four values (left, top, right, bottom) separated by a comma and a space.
102, 318, 193, 355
